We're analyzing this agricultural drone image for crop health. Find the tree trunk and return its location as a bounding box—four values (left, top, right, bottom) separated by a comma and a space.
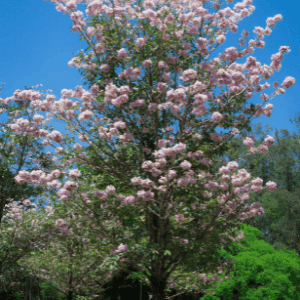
150, 275, 168, 300
67, 290, 73, 300
36, 277, 42, 300
29, 276, 32, 300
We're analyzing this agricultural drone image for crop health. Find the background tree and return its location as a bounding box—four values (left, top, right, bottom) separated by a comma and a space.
0, 84, 57, 223
202, 223, 300, 299
0, 84, 59, 298
215, 117, 300, 255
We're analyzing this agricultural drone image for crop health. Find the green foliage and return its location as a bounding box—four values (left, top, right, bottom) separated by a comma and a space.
201, 294, 221, 299
206, 224, 300, 300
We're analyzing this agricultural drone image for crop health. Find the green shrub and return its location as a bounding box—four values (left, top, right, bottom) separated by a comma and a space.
205, 224, 300, 300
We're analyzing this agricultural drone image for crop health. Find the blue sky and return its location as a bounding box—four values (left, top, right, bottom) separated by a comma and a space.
0, 0, 299, 142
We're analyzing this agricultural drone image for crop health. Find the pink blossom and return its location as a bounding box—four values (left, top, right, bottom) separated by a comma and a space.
66, 0, 77, 12
279, 46, 291, 53
105, 185, 116, 195
69, 169, 81, 179
55, 219, 69, 228
252, 177, 263, 186
137, 190, 154, 201
78, 110, 94, 121
180, 160, 192, 170
211, 112, 223, 122
73, 143, 82, 150
251, 185, 263, 192
157, 82, 168, 92
266, 181, 277, 191
180, 69, 197, 82
263, 135, 275, 148
86, 26, 95, 37
113, 121, 126, 129
47, 180, 62, 189
227, 161, 239, 172
258, 144, 269, 154
124, 195, 136, 205
100, 64, 109, 72
175, 214, 184, 222
243, 137, 254, 147
281, 76, 295, 89
136, 37, 147, 47
216, 34, 226, 44
30, 170, 44, 180
116, 243, 128, 253
143, 59, 153, 68
79, 133, 89, 142
48, 131, 63, 143
64, 181, 78, 191
51, 170, 61, 179
23, 199, 31, 206
94, 190, 108, 200
210, 132, 220, 142
249, 147, 258, 154
117, 48, 128, 60
33, 114, 44, 124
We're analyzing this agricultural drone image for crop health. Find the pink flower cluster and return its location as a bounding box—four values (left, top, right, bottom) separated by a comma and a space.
271, 45, 290, 72
281, 76, 296, 89
104, 83, 130, 107
137, 190, 154, 201
78, 110, 94, 121
143, 59, 152, 68
117, 48, 128, 60
15, 169, 61, 184
153, 143, 186, 159
266, 181, 277, 191
69, 169, 81, 179
266, 14, 283, 28
243, 136, 254, 147
180, 69, 198, 82
211, 112, 223, 123
55, 218, 69, 228
94, 185, 116, 201
47, 130, 63, 143
112, 243, 128, 254
175, 214, 184, 222
251, 177, 263, 192
131, 177, 155, 188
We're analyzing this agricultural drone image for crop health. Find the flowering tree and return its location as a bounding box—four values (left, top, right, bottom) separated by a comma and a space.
0, 199, 53, 293
5, 0, 296, 298
18, 210, 110, 300
0, 84, 57, 224
0, 84, 61, 296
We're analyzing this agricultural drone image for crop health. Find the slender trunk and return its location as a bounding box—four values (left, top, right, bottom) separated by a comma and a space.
0, 197, 4, 225
29, 276, 32, 300
150, 275, 168, 300
144, 191, 172, 300
36, 277, 42, 300
67, 258, 73, 300
150, 253, 168, 300
67, 290, 73, 300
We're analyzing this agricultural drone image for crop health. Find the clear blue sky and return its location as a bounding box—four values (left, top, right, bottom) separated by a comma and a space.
0, 0, 299, 141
